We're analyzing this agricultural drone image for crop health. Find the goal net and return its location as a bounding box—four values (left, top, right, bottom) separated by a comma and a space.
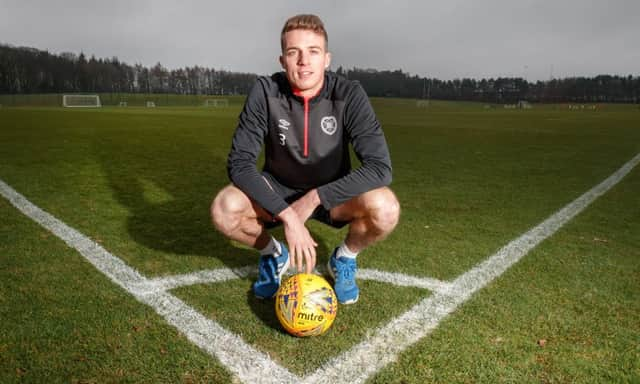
517, 100, 532, 109
204, 99, 229, 107
63, 94, 102, 108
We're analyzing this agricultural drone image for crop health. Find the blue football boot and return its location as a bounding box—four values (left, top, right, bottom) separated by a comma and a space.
253, 242, 289, 299
327, 248, 359, 304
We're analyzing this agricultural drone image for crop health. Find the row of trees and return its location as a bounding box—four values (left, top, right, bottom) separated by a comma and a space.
0, 44, 256, 96
339, 67, 640, 103
1, 43, 639, 103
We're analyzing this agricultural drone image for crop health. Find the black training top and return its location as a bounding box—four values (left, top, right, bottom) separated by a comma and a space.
227, 71, 392, 216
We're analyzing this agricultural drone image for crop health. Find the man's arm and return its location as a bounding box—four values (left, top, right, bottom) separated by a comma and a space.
316, 83, 392, 209
227, 79, 289, 216
228, 78, 317, 273
277, 204, 318, 273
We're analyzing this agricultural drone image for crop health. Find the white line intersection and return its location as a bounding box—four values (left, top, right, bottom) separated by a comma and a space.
1, 152, 638, 383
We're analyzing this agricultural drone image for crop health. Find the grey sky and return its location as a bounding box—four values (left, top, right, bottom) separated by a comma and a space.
1, 0, 638, 81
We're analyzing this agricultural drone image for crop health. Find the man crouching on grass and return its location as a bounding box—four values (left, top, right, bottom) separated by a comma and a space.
211, 14, 399, 304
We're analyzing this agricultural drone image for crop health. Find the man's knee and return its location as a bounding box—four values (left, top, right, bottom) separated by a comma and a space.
356, 187, 400, 235
365, 187, 400, 234
211, 185, 249, 234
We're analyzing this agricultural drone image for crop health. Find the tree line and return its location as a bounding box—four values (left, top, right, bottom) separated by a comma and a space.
0, 44, 256, 96
1, 43, 638, 103
338, 67, 639, 103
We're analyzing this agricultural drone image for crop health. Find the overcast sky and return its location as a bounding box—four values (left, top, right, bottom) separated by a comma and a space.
1, 0, 638, 81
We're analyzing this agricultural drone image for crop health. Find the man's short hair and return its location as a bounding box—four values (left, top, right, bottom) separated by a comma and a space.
280, 14, 328, 52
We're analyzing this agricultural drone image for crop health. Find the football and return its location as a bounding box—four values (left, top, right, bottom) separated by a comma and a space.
275, 273, 338, 337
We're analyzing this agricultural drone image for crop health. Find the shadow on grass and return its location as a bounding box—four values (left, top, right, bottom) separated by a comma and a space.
94, 129, 330, 257
245, 290, 287, 335
94, 125, 259, 269
94, 123, 337, 328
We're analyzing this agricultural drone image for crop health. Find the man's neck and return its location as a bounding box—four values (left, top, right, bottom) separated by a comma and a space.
292, 76, 325, 99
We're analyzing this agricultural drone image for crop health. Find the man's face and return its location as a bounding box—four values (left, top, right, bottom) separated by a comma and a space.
280, 29, 331, 98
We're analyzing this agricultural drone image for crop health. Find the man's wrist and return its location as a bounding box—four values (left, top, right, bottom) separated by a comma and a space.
305, 189, 321, 207
276, 206, 297, 223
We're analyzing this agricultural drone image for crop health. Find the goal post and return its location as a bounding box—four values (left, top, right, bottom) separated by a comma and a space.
416, 100, 429, 108
204, 98, 229, 108
62, 94, 101, 108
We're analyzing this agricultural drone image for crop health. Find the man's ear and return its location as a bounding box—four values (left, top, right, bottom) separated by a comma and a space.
279, 55, 285, 69
325, 52, 332, 69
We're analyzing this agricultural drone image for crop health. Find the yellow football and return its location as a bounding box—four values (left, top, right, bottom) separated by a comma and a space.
275, 273, 338, 337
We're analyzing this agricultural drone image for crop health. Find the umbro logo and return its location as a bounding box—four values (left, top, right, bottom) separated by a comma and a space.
278, 119, 290, 130
321, 116, 337, 135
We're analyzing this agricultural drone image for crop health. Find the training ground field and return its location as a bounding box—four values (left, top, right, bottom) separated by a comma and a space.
1, 100, 639, 383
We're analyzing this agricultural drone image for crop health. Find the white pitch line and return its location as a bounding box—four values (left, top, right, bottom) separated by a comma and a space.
139, 291, 298, 384
139, 266, 449, 294
0, 179, 298, 384
302, 152, 640, 384
0, 180, 147, 289
357, 268, 451, 293
2, 151, 638, 384
138, 265, 255, 293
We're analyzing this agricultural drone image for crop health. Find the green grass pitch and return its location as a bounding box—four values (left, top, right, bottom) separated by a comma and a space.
1, 100, 639, 383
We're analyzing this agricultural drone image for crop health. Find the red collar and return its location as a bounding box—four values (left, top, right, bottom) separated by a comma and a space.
292, 85, 323, 100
